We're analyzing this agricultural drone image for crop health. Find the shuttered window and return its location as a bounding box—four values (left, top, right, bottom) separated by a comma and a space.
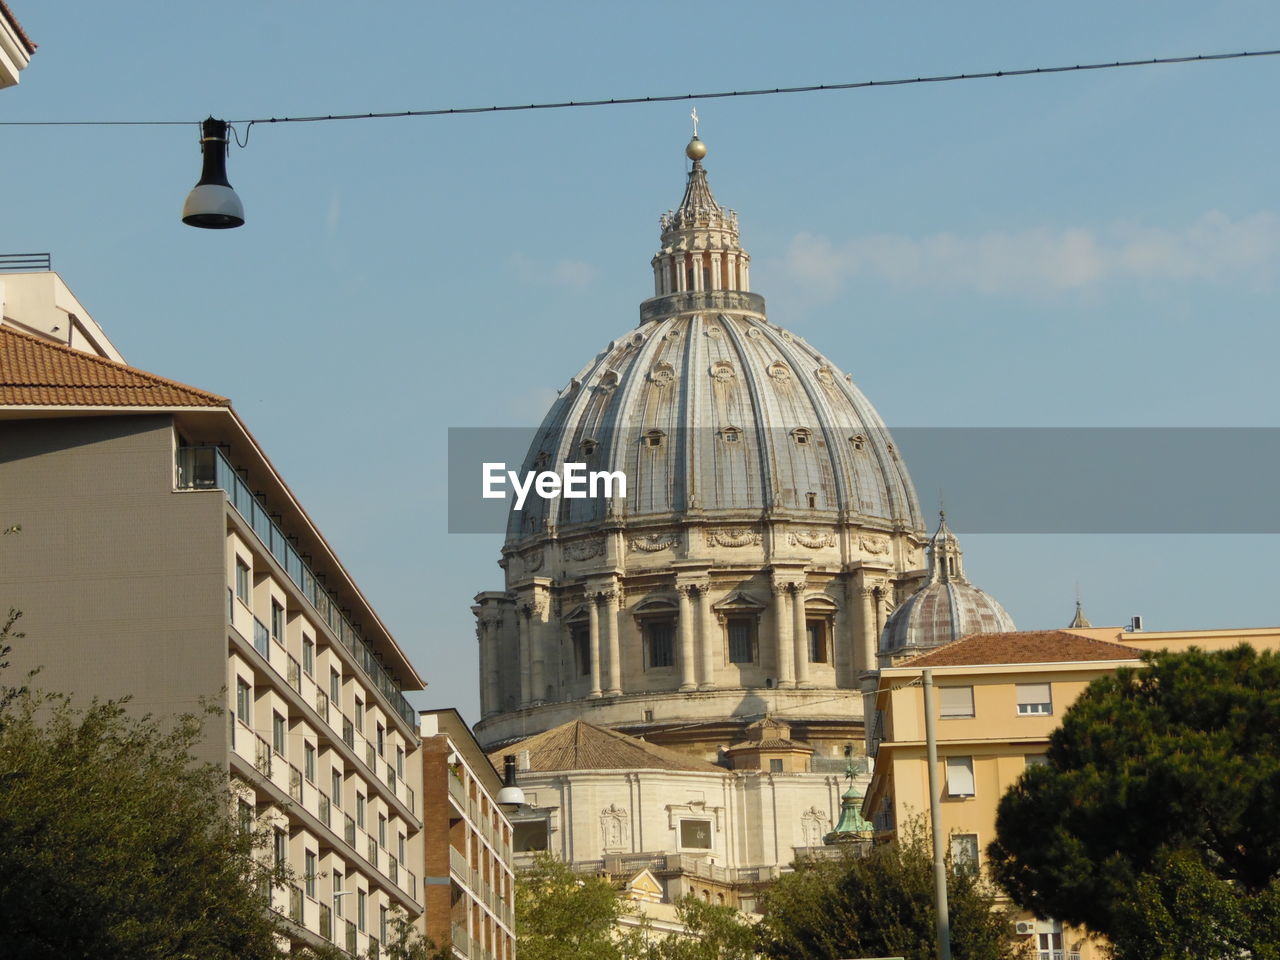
1017, 683, 1053, 716
939, 686, 974, 718
946, 756, 975, 797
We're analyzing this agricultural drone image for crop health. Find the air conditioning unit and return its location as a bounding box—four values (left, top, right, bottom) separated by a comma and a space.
1014, 921, 1036, 936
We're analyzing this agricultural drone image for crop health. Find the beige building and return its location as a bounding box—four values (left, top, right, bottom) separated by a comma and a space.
863, 624, 1280, 960
0, 271, 426, 955
419, 709, 516, 960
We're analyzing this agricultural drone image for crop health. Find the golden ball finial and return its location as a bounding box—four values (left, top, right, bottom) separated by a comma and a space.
685, 136, 708, 161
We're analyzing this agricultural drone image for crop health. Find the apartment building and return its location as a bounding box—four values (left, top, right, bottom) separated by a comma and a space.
420, 709, 516, 960
863, 625, 1280, 960
0, 270, 425, 955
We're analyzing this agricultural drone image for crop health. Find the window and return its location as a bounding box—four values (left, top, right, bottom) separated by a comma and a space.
235, 678, 251, 724
951, 834, 979, 875
1017, 683, 1053, 716
644, 430, 665, 448
940, 685, 975, 719
302, 636, 314, 676
238, 798, 254, 834
727, 618, 754, 664
330, 668, 340, 703
645, 620, 675, 668
376, 723, 385, 757
769, 758, 783, 773
272, 713, 285, 757
1037, 930, 1064, 960
380, 905, 388, 944
273, 828, 287, 869
305, 851, 317, 897
270, 599, 284, 641
513, 821, 549, 853
354, 698, 364, 729
356, 793, 366, 829
1025, 754, 1049, 769
396, 746, 404, 778
398, 833, 406, 864
806, 492, 817, 508
721, 427, 740, 443
378, 813, 387, 848
946, 756, 975, 797
235, 557, 250, 604
793, 428, 811, 445
571, 623, 590, 676
357, 890, 367, 932
333, 870, 344, 917
679, 819, 713, 849
806, 619, 828, 663
304, 743, 316, 783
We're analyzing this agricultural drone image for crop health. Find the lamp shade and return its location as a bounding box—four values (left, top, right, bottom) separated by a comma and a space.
182, 117, 244, 229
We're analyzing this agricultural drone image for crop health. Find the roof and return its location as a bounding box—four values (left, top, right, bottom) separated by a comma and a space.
490, 719, 724, 774
0, 326, 227, 408
0, 1, 35, 53
901, 629, 1145, 668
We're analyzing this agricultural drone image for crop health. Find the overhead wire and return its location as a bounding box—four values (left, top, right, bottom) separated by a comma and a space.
0, 48, 1275, 130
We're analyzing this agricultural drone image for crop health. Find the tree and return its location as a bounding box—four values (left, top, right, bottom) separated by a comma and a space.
988, 645, 1280, 959
0, 611, 288, 960
756, 828, 1022, 960
516, 853, 651, 960
645, 895, 757, 960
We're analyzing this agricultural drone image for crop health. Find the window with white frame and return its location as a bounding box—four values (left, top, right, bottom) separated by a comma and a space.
331, 769, 343, 808
304, 742, 316, 783
305, 851, 317, 897
302, 636, 314, 676
951, 833, 979, 875
270, 599, 284, 641
235, 557, 250, 604
272, 713, 285, 757
273, 828, 287, 868
945, 756, 975, 797
940, 685, 975, 719
1016, 683, 1053, 716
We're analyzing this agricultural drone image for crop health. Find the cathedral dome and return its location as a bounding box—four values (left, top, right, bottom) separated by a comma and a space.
475, 135, 927, 752
505, 144, 919, 545
879, 513, 1015, 662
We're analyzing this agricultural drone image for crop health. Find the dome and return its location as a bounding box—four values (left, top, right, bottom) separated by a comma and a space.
879, 512, 1015, 662
474, 135, 928, 751
505, 144, 919, 544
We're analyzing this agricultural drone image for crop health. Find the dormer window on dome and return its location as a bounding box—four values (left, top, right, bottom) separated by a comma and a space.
721, 426, 741, 443
644, 430, 666, 448
792, 428, 811, 446
580, 439, 598, 457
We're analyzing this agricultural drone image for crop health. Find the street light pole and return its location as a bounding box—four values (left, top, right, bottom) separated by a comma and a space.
922, 668, 952, 960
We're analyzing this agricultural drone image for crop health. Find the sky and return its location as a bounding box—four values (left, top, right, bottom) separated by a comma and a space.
4, 2, 1280, 724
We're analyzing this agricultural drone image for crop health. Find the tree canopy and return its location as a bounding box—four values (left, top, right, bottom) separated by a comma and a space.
989, 644, 1280, 959
756, 828, 1021, 960
516, 853, 650, 960
0, 609, 287, 960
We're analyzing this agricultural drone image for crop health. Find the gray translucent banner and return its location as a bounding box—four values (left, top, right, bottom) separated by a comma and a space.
447, 427, 1280, 534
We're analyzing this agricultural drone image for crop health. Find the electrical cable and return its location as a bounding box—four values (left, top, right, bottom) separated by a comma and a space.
0, 48, 1275, 130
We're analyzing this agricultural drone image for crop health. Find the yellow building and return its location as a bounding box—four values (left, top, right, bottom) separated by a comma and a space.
862, 624, 1280, 960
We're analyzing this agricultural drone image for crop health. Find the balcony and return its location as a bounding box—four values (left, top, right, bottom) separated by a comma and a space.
179, 445, 415, 729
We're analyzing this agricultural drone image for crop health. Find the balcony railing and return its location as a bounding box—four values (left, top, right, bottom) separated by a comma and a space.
178, 445, 415, 728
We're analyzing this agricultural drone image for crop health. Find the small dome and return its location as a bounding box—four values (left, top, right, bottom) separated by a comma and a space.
880, 513, 1014, 661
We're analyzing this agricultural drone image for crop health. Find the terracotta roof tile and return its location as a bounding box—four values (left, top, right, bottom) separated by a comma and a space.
903, 629, 1145, 668
490, 720, 723, 774
0, 326, 227, 408
0, 1, 35, 53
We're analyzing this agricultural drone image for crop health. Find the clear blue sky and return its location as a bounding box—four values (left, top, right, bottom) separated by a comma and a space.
6, 2, 1280, 722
